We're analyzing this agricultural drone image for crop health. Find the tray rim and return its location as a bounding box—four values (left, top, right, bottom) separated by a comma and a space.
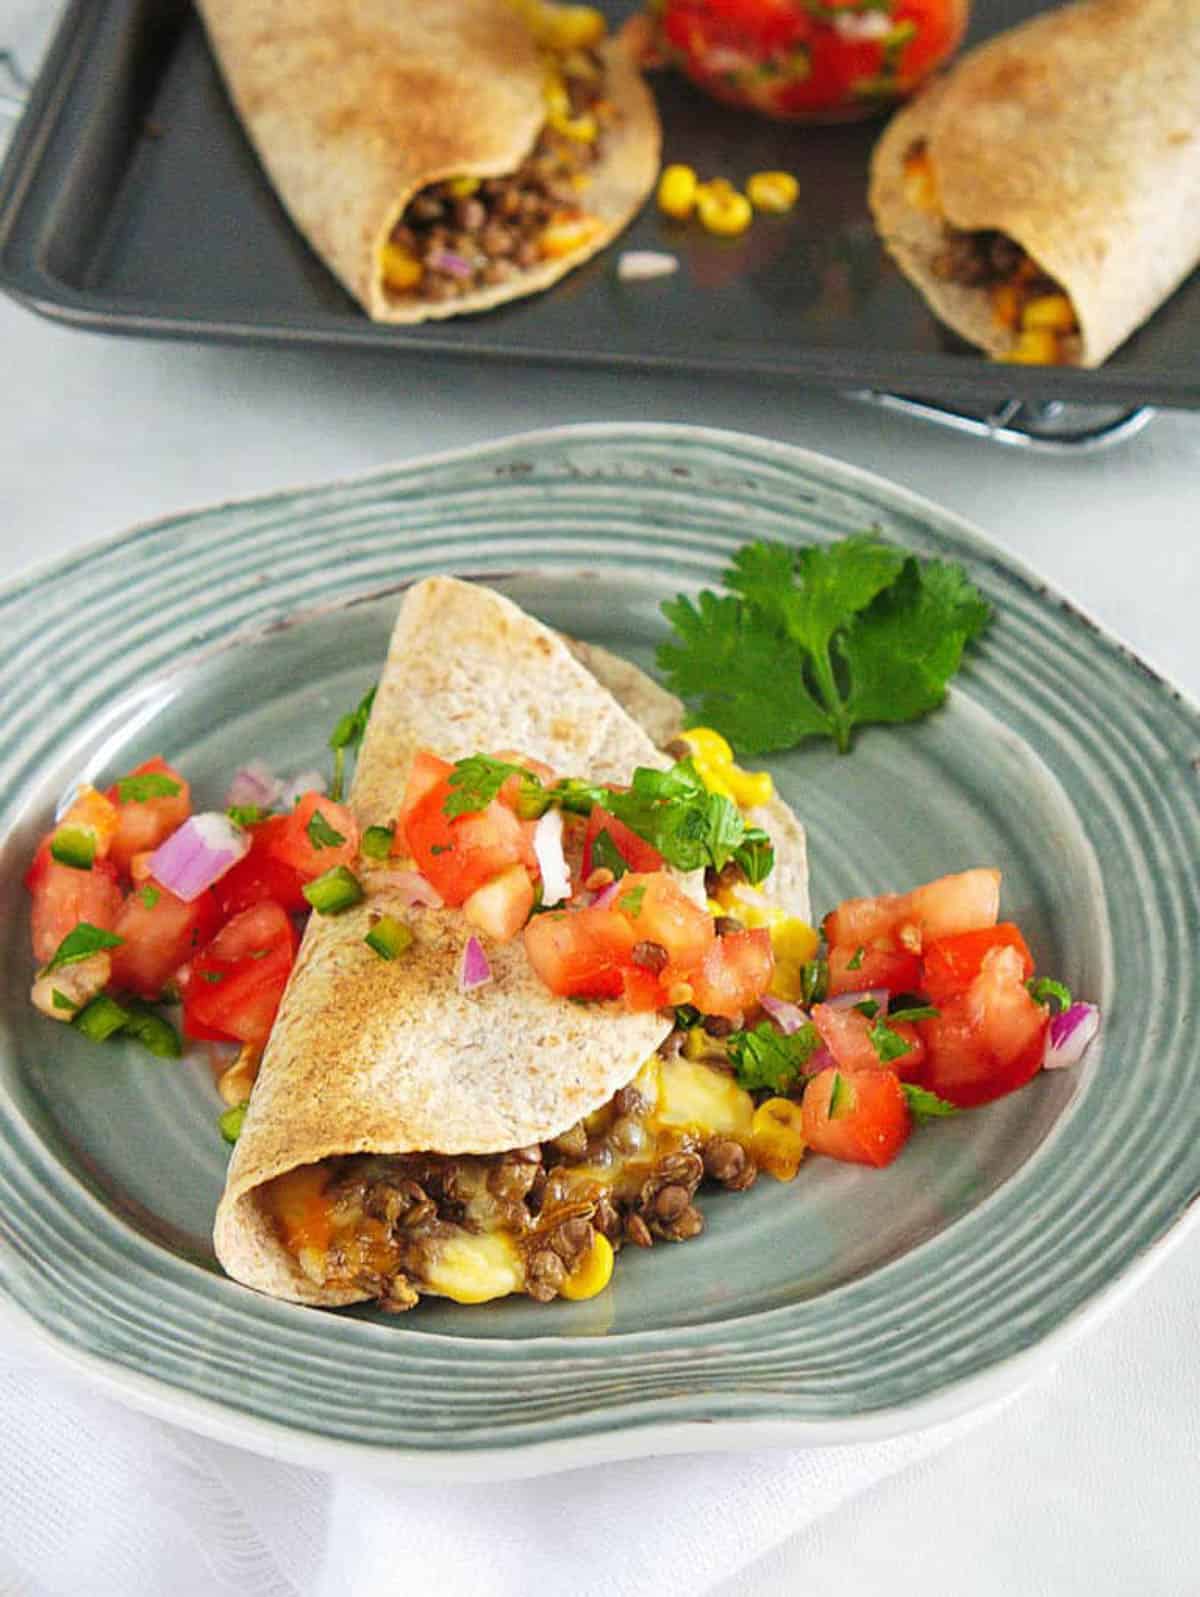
0, 0, 1196, 409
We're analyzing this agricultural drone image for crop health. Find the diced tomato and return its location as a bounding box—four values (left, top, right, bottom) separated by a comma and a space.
802, 1066, 911, 1168
827, 941, 922, 998
182, 901, 298, 1048
612, 872, 714, 971
921, 923, 1035, 1005
582, 806, 664, 880
914, 945, 1049, 1108
104, 757, 192, 875
215, 817, 308, 917
402, 780, 534, 907
396, 751, 454, 843
462, 863, 535, 943
264, 791, 360, 880
523, 905, 639, 1001
621, 964, 668, 1013
824, 869, 1001, 956
812, 1003, 926, 1078
26, 842, 123, 965
53, 785, 119, 861
109, 880, 221, 1000
689, 928, 774, 1018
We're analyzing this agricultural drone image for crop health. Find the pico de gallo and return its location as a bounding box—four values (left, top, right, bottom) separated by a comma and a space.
639, 0, 970, 122
25, 702, 1098, 1182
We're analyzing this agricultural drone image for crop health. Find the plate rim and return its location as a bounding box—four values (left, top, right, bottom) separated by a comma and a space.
2, 420, 1199, 1480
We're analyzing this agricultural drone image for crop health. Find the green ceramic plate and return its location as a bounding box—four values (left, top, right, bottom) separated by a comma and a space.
2, 425, 1197, 1481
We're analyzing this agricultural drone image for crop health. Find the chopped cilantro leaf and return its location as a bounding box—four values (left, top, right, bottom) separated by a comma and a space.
227, 804, 270, 827
617, 884, 646, 919
827, 1071, 852, 1118
116, 772, 182, 803
799, 958, 828, 1007
868, 1018, 913, 1064
902, 1083, 958, 1121
306, 809, 346, 850
727, 1020, 821, 1093
444, 754, 548, 819
139, 884, 161, 910
853, 998, 881, 1018
45, 923, 123, 972
51, 989, 76, 1012
589, 828, 629, 881
1027, 977, 1072, 1013
657, 535, 990, 756
846, 946, 865, 971
202, 970, 225, 984
889, 1003, 939, 1023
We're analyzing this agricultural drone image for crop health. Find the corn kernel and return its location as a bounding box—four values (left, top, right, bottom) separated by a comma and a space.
769, 959, 804, 1003
658, 163, 699, 220
539, 214, 603, 259
1001, 327, 1061, 365
725, 767, 774, 808
696, 185, 753, 237
770, 917, 819, 966
560, 1231, 614, 1300
543, 75, 571, 118
380, 242, 423, 291
751, 1097, 807, 1182
902, 149, 940, 215
747, 170, 799, 213
549, 110, 598, 143
534, 2, 607, 51
682, 727, 733, 766
682, 1025, 728, 1063
990, 281, 1020, 330
1021, 293, 1077, 333
446, 175, 480, 198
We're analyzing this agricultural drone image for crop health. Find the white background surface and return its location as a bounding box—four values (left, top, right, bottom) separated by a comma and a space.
2, 4, 1200, 1589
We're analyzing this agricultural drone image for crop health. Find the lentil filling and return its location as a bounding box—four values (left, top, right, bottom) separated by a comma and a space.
381, 48, 611, 304
263, 1034, 802, 1310
902, 139, 1082, 365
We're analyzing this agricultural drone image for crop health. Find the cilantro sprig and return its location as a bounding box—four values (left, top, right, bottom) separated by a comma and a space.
328, 685, 377, 802
657, 535, 991, 756
443, 754, 775, 885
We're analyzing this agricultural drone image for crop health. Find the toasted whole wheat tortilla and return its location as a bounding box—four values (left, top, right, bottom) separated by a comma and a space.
869, 0, 1200, 366
195, 0, 661, 322
215, 579, 810, 1304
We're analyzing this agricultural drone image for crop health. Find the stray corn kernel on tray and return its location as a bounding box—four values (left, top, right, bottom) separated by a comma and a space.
1, 0, 1198, 407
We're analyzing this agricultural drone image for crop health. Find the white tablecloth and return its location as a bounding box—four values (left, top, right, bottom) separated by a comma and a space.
2, 4, 1200, 1588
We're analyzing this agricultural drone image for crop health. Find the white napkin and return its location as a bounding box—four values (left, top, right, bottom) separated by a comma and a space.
0, 1335, 997, 1597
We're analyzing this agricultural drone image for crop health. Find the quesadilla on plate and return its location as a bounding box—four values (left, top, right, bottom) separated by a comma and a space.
195, 0, 661, 321
869, 0, 1200, 367
213, 579, 815, 1310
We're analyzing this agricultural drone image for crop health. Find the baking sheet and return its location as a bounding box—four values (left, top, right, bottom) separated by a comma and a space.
0, 0, 1196, 407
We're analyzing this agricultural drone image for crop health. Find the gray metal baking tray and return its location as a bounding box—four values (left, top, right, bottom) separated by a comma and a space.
0, 0, 1195, 411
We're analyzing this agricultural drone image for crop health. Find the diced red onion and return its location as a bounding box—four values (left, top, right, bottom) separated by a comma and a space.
826, 988, 890, 1014
225, 760, 281, 810
149, 813, 250, 902
387, 869, 444, 910
808, 1045, 836, 1073
617, 250, 679, 283
533, 809, 571, 907
280, 769, 327, 808
760, 994, 810, 1035
1044, 1002, 1100, 1070
427, 248, 474, 280
590, 880, 621, 912
459, 934, 492, 991
833, 8, 891, 39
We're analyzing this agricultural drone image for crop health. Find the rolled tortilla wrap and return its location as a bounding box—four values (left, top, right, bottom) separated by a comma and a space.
869, 0, 1200, 367
194, 0, 661, 322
